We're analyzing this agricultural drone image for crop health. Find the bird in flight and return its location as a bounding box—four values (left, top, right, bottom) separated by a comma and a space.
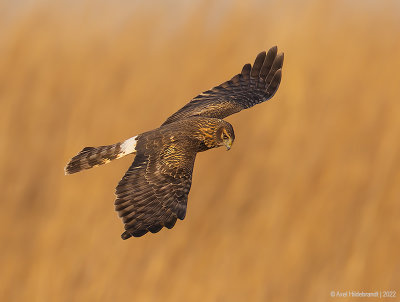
65, 46, 284, 239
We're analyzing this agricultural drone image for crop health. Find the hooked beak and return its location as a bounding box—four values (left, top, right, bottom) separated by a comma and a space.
224, 138, 232, 151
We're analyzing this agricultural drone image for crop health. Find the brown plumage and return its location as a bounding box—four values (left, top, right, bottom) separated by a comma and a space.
65, 46, 284, 239
115, 118, 234, 238
65, 144, 123, 174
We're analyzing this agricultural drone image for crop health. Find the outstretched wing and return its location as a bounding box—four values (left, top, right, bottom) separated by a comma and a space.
114, 132, 195, 239
162, 46, 283, 126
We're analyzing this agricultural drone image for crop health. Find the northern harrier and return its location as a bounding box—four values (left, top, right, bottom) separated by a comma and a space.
65, 46, 284, 239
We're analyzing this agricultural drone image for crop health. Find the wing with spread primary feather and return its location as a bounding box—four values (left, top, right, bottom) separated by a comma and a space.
162, 46, 283, 126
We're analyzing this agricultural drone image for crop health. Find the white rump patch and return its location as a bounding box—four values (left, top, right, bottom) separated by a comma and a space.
119, 135, 138, 158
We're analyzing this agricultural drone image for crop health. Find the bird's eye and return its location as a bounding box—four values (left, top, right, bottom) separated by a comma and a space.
223, 134, 229, 140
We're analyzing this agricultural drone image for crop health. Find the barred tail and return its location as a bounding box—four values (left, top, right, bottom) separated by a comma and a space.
65, 136, 138, 175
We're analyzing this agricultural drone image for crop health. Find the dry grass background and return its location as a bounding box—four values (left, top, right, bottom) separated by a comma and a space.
1, 0, 400, 301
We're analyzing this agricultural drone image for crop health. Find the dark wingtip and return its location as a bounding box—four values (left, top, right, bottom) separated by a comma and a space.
121, 231, 132, 240
64, 163, 78, 175
165, 216, 177, 229
121, 228, 148, 238
266, 68, 282, 96
273, 68, 282, 84
266, 46, 278, 62
275, 52, 284, 68
269, 45, 278, 54
251, 51, 267, 77
148, 224, 163, 234
241, 63, 252, 79
258, 50, 267, 57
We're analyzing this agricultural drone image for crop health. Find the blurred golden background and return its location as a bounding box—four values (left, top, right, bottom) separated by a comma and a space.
1, 0, 399, 301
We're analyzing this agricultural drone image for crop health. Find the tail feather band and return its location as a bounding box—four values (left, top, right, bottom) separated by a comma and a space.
65, 136, 137, 175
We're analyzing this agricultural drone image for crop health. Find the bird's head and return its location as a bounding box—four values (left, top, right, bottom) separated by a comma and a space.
216, 123, 235, 150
